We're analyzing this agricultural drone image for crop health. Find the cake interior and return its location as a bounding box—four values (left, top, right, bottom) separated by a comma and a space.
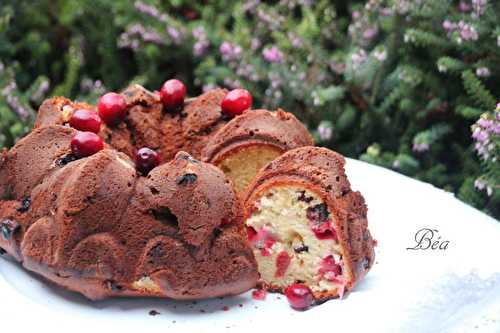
216, 145, 282, 194
245, 186, 347, 296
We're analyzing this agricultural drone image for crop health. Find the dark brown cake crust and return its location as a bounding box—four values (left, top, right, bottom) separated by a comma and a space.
35, 85, 230, 163
243, 146, 375, 300
0, 125, 258, 300
202, 109, 314, 164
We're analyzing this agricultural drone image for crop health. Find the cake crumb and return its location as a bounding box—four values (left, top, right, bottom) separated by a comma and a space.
149, 310, 160, 316
223, 306, 230, 311
252, 288, 267, 300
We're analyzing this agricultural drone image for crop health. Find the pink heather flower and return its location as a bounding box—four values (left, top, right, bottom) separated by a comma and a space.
351, 49, 367, 70
262, 45, 283, 63
474, 178, 486, 190
192, 26, 209, 57
329, 61, 346, 74
142, 31, 163, 44
476, 67, 490, 77
472, 127, 489, 142
459, 1, 472, 12
219, 41, 242, 62
134, 1, 160, 18
1, 82, 30, 120
477, 118, 493, 129
318, 122, 333, 141
373, 48, 387, 62
380, 7, 392, 16
193, 40, 209, 56
251, 38, 261, 51
458, 21, 478, 41
167, 27, 183, 44
412, 142, 430, 153
471, 0, 488, 18
192, 27, 205, 39
363, 26, 379, 41
443, 20, 456, 32
242, 0, 260, 12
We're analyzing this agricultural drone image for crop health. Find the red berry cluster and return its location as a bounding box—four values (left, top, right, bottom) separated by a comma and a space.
68, 108, 104, 158
67, 79, 254, 165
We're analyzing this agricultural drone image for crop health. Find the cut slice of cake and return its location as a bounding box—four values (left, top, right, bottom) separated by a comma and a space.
243, 147, 375, 308
203, 109, 314, 195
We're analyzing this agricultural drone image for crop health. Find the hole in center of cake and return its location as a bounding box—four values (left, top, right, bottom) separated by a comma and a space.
245, 186, 347, 293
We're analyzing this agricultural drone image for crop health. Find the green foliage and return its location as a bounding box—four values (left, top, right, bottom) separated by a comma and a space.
0, 0, 499, 219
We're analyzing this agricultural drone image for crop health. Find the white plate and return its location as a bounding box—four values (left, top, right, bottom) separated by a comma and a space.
1, 159, 499, 333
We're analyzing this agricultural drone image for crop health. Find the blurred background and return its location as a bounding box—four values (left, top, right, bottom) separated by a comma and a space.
0, 0, 498, 218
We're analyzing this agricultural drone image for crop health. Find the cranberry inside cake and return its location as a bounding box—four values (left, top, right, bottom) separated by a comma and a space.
246, 186, 347, 297
244, 147, 375, 303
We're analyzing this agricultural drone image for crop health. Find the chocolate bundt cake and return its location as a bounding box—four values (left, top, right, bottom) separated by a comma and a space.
243, 147, 375, 304
0, 124, 258, 300
1, 80, 375, 308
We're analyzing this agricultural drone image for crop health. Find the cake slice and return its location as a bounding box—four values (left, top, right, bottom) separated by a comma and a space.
203, 109, 313, 195
243, 147, 375, 308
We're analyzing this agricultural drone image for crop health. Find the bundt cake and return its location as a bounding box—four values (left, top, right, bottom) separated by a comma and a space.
0, 80, 375, 309
0, 124, 258, 300
243, 147, 375, 307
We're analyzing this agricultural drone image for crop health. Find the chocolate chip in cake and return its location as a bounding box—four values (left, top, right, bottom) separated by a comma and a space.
293, 245, 309, 253
1, 219, 20, 240
17, 196, 31, 213
306, 203, 329, 223
176, 173, 198, 185
55, 153, 77, 167
297, 190, 313, 203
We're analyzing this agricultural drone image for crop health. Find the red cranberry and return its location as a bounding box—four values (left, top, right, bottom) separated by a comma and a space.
135, 147, 160, 175
160, 79, 186, 111
285, 284, 314, 310
69, 109, 102, 133
97, 92, 127, 126
71, 132, 104, 158
252, 289, 267, 301
221, 218, 232, 226
275, 251, 291, 278
311, 222, 338, 241
319, 255, 342, 281
247, 227, 276, 256
221, 89, 253, 117
246, 226, 257, 242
